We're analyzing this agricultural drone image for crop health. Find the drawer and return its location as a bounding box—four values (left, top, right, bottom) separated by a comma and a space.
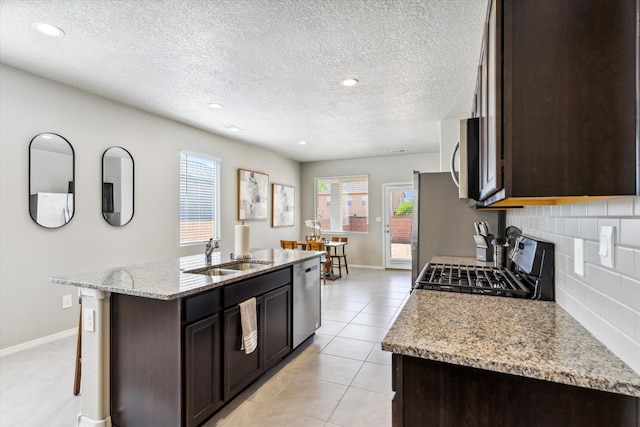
224, 268, 291, 308
184, 287, 222, 324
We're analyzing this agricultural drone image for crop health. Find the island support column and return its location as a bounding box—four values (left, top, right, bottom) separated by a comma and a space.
77, 289, 112, 427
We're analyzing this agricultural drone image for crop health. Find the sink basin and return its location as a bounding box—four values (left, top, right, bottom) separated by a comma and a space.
185, 267, 240, 276
222, 262, 270, 271
183, 260, 273, 276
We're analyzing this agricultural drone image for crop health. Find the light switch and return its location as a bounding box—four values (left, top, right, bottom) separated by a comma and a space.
83, 308, 95, 332
573, 238, 585, 276
599, 226, 615, 268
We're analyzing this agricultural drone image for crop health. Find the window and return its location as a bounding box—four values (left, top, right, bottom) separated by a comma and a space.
179, 151, 221, 245
315, 175, 368, 233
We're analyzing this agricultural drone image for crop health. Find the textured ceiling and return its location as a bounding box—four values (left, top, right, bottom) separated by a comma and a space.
0, 0, 487, 162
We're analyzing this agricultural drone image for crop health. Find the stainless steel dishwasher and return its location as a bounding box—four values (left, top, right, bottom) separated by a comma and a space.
292, 257, 321, 348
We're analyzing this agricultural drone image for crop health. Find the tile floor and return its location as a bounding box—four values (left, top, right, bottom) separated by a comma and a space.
0, 267, 411, 427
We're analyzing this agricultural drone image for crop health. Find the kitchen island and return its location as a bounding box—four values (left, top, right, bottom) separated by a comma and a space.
51, 249, 322, 427
382, 290, 640, 426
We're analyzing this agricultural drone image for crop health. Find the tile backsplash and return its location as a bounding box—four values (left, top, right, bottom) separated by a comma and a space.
506, 196, 640, 374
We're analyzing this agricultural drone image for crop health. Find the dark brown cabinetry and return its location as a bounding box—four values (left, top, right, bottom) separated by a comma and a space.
111, 295, 183, 427
474, 0, 638, 206
223, 269, 292, 401
262, 285, 292, 369
478, 0, 501, 201
184, 285, 224, 427
185, 313, 223, 427
110, 266, 293, 427
392, 354, 640, 427
223, 298, 263, 400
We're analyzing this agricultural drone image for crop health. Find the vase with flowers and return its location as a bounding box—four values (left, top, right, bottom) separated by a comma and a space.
304, 219, 321, 241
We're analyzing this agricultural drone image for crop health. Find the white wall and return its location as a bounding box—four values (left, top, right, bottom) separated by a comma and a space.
439, 117, 460, 173
507, 197, 640, 374
301, 153, 440, 268
0, 65, 301, 349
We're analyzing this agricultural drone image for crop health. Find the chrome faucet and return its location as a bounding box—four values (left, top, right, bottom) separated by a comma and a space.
205, 238, 219, 264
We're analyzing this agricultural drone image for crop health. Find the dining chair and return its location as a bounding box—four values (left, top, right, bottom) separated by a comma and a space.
307, 241, 335, 284
280, 240, 298, 249
330, 237, 349, 274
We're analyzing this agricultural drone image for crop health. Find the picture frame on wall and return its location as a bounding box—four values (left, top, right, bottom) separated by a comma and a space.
238, 168, 269, 220
271, 183, 294, 227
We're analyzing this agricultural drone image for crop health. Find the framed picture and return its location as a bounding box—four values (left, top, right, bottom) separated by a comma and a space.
271, 183, 295, 227
238, 169, 269, 220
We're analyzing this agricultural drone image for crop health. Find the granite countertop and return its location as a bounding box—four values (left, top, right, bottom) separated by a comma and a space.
382, 290, 640, 398
50, 249, 321, 300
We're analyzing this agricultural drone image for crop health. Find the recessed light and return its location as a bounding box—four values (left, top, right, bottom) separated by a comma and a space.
32, 22, 65, 37
298, 141, 307, 145
341, 78, 359, 87
208, 103, 223, 109
223, 124, 243, 132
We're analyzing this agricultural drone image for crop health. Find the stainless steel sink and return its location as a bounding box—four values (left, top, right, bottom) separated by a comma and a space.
184, 267, 240, 276
221, 262, 270, 271
183, 260, 273, 276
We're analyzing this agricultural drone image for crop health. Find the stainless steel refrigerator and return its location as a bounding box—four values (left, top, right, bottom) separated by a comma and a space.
411, 172, 504, 282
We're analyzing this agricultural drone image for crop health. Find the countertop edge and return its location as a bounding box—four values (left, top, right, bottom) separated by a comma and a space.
380, 342, 640, 398
50, 250, 322, 300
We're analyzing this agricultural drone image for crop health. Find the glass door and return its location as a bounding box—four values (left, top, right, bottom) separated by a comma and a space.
383, 183, 412, 270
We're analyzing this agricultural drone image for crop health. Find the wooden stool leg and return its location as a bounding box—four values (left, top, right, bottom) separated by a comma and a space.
73, 304, 82, 396
333, 257, 341, 274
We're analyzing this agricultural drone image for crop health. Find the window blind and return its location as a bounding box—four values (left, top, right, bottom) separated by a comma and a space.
179, 151, 221, 245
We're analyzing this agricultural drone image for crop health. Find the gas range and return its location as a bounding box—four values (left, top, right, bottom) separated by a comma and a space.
414, 235, 555, 301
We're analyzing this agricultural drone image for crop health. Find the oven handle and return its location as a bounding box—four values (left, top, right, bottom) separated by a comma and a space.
413, 262, 433, 292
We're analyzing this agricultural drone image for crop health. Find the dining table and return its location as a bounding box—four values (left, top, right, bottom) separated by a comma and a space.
297, 240, 348, 280
297, 240, 347, 251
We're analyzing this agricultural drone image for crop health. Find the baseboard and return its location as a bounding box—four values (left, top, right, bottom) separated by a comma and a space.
349, 264, 385, 269
0, 328, 77, 358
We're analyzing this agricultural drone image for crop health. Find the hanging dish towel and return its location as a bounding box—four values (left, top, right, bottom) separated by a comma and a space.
239, 297, 258, 354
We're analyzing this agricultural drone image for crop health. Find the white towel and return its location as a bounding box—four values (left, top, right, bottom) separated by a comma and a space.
239, 297, 258, 354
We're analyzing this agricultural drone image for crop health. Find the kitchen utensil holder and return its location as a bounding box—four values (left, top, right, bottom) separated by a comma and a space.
476, 246, 493, 262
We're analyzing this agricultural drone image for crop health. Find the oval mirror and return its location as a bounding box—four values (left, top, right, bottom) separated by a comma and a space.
102, 146, 134, 226
29, 133, 75, 228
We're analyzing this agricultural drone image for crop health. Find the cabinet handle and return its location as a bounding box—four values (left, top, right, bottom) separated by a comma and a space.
305, 266, 317, 273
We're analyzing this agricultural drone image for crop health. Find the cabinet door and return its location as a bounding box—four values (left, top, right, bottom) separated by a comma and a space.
262, 285, 292, 369
479, 0, 501, 200
185, 314, 223, 427
223, 298, 263, 401
473, 66, 481, 119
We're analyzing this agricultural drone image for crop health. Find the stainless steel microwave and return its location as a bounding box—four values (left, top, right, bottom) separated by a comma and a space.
451, 118, 480, 201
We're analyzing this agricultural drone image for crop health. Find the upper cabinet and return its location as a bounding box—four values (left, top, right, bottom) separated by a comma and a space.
475, 0, 638, 207
478, 0, 501, 201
